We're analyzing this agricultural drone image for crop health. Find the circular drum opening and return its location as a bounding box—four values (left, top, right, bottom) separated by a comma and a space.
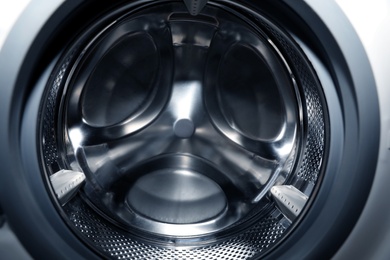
38, 1, 327, 258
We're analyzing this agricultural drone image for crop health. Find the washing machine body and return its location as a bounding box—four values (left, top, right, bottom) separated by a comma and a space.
0, 0, 389, 259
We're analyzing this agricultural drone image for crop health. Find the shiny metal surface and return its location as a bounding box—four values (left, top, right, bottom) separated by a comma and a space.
127, 169, 227, 224
56, 3, 302, 237
22, 0, 329, 257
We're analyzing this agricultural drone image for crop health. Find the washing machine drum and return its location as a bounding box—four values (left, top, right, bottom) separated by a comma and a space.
0, 0, 380, 259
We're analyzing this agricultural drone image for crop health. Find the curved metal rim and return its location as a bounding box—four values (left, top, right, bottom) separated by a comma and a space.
52, 2, 306, 242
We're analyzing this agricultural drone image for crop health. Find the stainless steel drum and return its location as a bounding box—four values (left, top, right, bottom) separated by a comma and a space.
0, 0, 388, 259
